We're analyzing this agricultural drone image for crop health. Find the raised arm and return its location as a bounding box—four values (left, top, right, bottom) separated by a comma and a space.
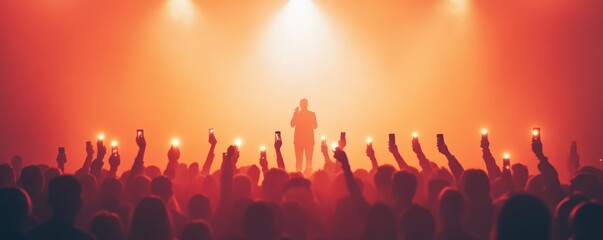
366, 143, 378, 173
130, 135, 146, 177
480, 136, 502, 180
90, 140, 107, 179
436, 140, 463, 181
108, 152, 121, 178
164, 146, 180, 179
412, 138, 434, 176
201, 133, 218, 176
333, 149, 368, 213
532, 137, 565, 207
388, 144, 410, 170
78, 142, 95, 175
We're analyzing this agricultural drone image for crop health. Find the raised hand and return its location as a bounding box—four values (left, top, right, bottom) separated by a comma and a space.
109, 153, 121, 170
136, 134, 146, 149
366, 144, 375, 159
321, 143, 329, 156
531, 138, 545, 160
388, 143, 400, 155
412, 138, 424, 156
333, 149, 349, 167
274, 138, 283, 151
259, 156, 268, 171
437, 142, 450, 156
168, 146, 180, 162
86, 143, 95, 157
97, 140, 107, 159
56, 151, 67, 171
209, 132, 217, 146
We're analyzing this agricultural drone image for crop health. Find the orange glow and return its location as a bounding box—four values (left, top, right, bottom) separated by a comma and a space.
412, 132, 419, 138
1, 0, 601, 183
171, 138, 180, 147
331, 142, 338, 150
234, 138, 243, 147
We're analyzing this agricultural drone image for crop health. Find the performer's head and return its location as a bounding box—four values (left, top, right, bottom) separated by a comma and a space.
300, 98, 308, 110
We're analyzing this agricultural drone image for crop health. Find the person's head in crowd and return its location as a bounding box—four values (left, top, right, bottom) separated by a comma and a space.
188, 194, 211, 220
11, 155, 23, 173
188, 162, 200, 180
182, 220, 213, 240
362, 203, 397, 240
145, 166, 162, 180
246, 165, 261, 187
399, 205, 436, 240
47, 175, 83, 223
151, 176, 173, 203
18, 165, 44, 196
526, 174, 546, 200
233, 175, 252, 200
459, 169, 490, 201
570, 202, 603, 240
392, 171, 417, 207
0, 163, 15, 188
511, 163, 529, 191
570, 174, 602, 200
282, 177, 315, 211
553, 194, 589, 240
438, 188, 464, 228
129, 196, 172, 240
126, 175, 151, 204
89, 211, 124, 240
80, 173, 97, 197
0, 187, 31, 239
496, 194, 551, 240
44, 168, 61, 186
427, 178, 450, 208
281, 201, 309, 240
374, 165, 396, 200
244, 202, 277, 240
262, 168, 289, 202
100, 178, 123, 212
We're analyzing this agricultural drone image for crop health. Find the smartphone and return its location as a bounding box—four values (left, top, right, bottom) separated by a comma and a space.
340, 132, 346, 141
209, 128, 214, 135
321, 136, 326, 145
532, 127, 541, 141
275, 131, 281, 141
437, 134, 444, 146
137, 129, 144, 138
389, 133, 396, 145
58, 147, 65, 155
112, 145, 118, 155
503, 159, 511, 170
260, 147, 267, 159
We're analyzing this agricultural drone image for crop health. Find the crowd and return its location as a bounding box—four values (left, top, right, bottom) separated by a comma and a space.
0, 129, 602, 240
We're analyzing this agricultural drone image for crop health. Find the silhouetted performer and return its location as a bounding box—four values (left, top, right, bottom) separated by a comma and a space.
290, 98, 317, 173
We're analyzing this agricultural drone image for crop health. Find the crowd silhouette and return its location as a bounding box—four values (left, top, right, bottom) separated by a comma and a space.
1, 124, 603, 240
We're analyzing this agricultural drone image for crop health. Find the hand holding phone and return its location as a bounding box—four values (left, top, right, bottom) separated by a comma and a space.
339, 132, 347, 149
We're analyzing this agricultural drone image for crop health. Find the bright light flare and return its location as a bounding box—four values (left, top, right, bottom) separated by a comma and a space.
331, 142, 338, 150
503, 153, 510, 159
366, 137, 373, 144
111, 140, 118, 147
532, 129, 540, 136
412, 132, 419, 138
260, 145, 266, 152
98, 134, 105, 141
166, 0, 196, 22
234, 138, 243, 147
172, 138, 180, 147
481, 129, 488, 135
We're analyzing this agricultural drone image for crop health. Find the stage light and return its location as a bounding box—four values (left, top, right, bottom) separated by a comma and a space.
166, 0, 195, 21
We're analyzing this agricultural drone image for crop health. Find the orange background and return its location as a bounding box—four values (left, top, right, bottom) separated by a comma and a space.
1, 0, 602, 182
